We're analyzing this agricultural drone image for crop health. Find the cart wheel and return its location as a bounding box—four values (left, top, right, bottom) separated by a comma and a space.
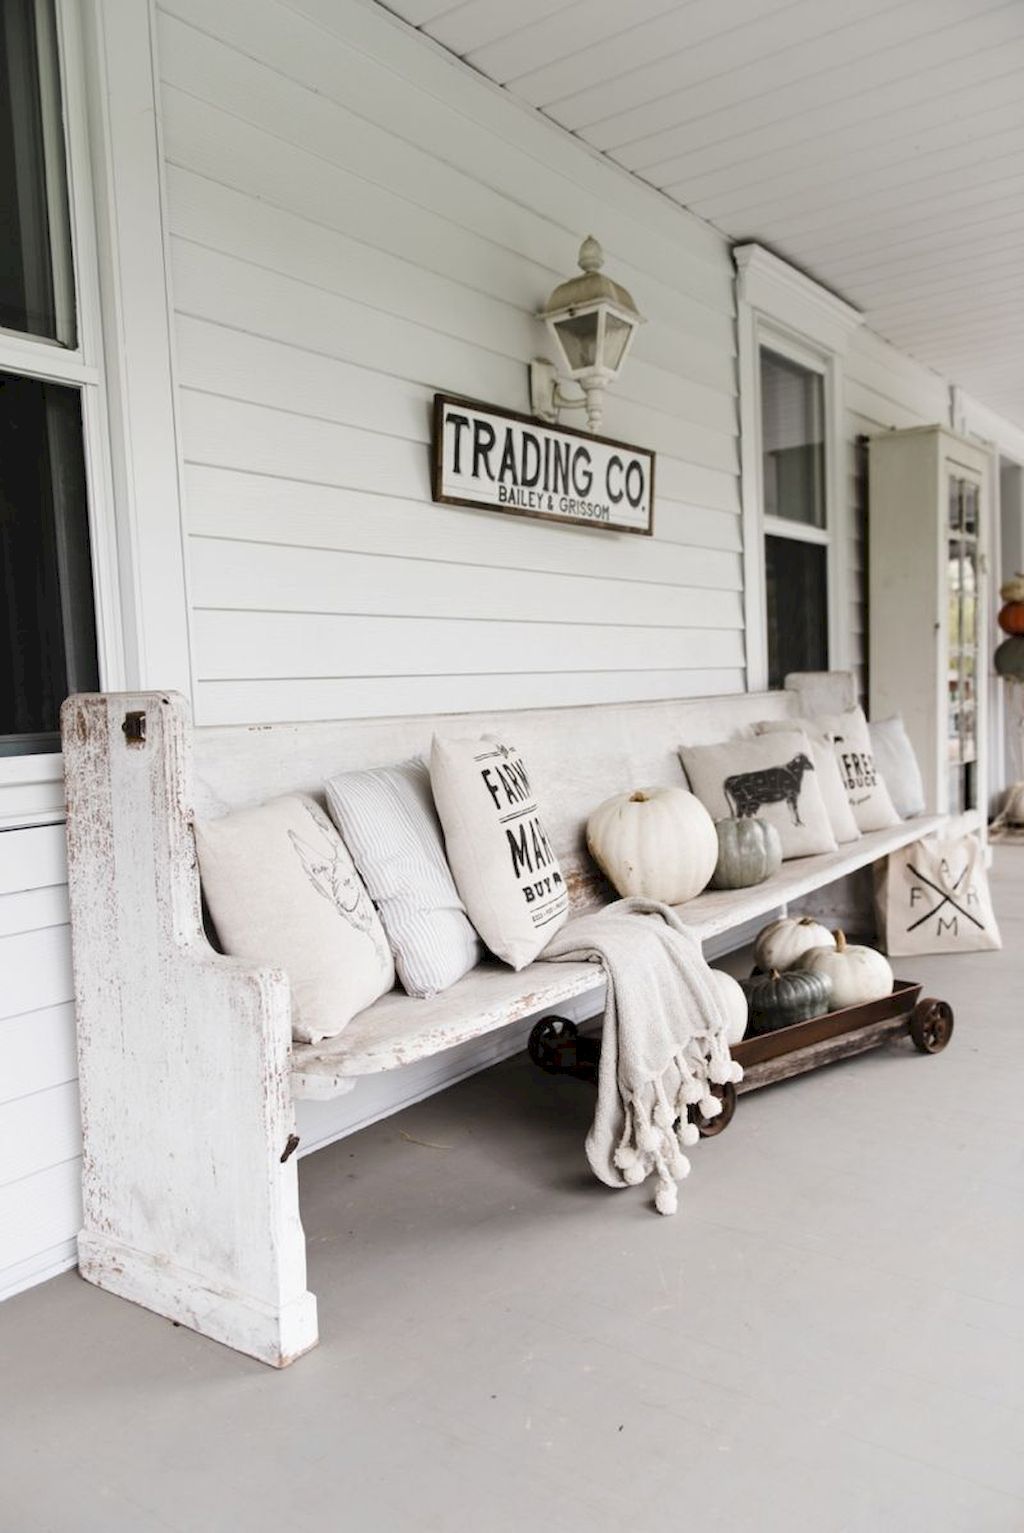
909, 997, 954, 1054
691, 1080, 737, 1138
528, 1016, 578, 1071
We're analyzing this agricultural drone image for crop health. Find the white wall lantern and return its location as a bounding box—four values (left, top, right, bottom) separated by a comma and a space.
530, 235, 643, 433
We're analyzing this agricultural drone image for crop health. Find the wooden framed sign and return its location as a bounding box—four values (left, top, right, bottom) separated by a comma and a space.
432, 393, 655, 536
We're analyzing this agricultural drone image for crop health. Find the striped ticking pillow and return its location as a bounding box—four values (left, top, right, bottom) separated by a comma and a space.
325, 757, 483, 999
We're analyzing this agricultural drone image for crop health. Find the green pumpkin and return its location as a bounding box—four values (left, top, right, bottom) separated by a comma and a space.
710, 817, 783, 890
995, 636, 1024, 680
740, 968, 832, 1034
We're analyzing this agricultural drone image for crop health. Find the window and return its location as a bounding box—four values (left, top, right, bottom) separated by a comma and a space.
0, 0, 100, 756
759, 345, 830, 688
734, 244, 861, 694
1, 371, 97, 754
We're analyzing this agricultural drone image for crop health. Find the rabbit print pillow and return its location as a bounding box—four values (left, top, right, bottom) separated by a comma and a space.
195, 793, 394, 1042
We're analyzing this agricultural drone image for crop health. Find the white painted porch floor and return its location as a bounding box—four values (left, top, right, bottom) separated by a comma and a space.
2, 854, 1023, 1533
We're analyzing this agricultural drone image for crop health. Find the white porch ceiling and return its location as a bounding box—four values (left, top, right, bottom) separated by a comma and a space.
381, 0, 1024, 430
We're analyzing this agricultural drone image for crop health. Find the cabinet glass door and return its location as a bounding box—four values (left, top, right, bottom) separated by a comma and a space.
946, 474, 980, 812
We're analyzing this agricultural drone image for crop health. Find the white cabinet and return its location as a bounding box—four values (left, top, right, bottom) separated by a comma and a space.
869, 426, 990, 819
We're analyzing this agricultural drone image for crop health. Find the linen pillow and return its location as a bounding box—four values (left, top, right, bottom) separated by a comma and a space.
816, 706, 901, 832
679, 731, 838, 860
756, 717, 861, 844
194, 793, 394, 1044
429, 735, 569, 970
869, 716, 926, 819
325, 757, 483, 998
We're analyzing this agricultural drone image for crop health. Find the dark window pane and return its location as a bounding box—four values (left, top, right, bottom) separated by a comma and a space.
766, 535, 828, 690
0, 0, 75, 343
760, 348, 825, 528
1, 370, 97, 754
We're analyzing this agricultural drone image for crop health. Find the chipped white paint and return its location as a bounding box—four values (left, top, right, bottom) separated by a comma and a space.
292, 960, 605, 1101
63, 674, 957, 1365
62, 693, 316, 1368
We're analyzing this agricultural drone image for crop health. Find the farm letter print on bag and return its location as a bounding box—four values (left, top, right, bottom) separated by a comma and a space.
874, 833, 1001, 957
430, 735, 569, 969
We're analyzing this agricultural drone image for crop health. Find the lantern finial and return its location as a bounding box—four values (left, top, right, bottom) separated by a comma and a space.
578, 235, 604, 274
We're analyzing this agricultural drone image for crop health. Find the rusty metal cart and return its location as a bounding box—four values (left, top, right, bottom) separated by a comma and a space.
528, 981, 954, 1136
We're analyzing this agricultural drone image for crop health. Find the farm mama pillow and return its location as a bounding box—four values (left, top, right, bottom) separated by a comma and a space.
679, 731, 838, 861
430, 735, 569, 969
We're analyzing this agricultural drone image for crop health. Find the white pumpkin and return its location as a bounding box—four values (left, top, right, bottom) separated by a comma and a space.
708, 968, 747, 1046
797, 929, 893, 1008
586, 786, 717, 904
1000, 572, 1024, 604
753, 915, 835, 973
1002, 781, 1024, 827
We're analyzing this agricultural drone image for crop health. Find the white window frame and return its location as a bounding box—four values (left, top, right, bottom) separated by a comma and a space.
1, 0, 194, 830
735, 243, 863, 694
0, 0, 122, 823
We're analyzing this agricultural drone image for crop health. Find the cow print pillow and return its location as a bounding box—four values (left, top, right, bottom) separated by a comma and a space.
679, 731, 838, 862
755, 717, 861, 844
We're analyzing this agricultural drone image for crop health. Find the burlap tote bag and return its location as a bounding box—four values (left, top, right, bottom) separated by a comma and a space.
874, 833, 1001, 957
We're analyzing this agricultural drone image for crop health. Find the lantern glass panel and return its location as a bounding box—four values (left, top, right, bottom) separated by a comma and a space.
602, 312, 632, 372
553, 311, 599, 372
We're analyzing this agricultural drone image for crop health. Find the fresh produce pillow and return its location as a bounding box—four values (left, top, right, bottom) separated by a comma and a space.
430, 735, 569, 969
325, 757, 483, 998
194, 794, 394, 1043
816, 706, 901, 831
679, 731, 838, 860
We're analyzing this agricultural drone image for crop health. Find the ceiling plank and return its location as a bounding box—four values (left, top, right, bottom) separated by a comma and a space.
596, 0, 1023, 169
425, 0, 579, 57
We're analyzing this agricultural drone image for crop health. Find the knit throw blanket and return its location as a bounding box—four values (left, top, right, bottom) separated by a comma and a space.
543, 898, 743, 1216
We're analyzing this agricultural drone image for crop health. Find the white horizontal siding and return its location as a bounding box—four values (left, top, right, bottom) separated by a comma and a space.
183, 468, 742, 577
196, 667, 748, 729
0, 755, 66, 831
173, 310, 737, 473
189, 541, 744, 630
155, 0, 746, 728
194, 609, 745, 684
0, 825, 80, 1301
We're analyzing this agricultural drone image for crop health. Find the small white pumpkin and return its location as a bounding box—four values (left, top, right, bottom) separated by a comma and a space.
586, 785, 717, 905
797, 929, 893, 1009
1000, 572, 1024, 604
708, 968, 748, 1046
1002, 781, 1024, 827
753, 915, 835, 973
